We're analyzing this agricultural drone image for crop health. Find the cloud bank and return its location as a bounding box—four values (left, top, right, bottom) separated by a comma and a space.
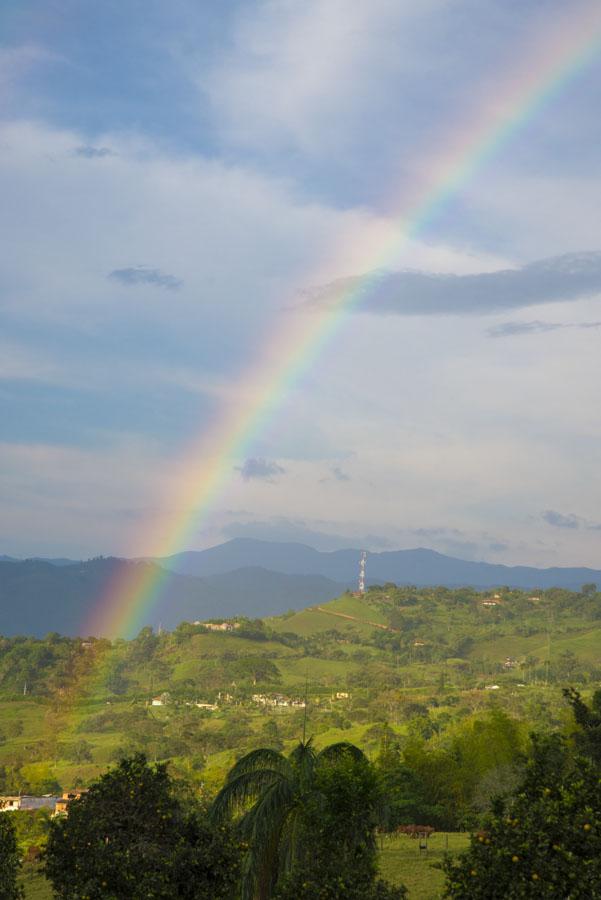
305, 252, 601, 317
488, 320, 601, 338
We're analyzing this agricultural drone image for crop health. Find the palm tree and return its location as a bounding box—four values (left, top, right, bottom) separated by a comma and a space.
210, 739, 369, 900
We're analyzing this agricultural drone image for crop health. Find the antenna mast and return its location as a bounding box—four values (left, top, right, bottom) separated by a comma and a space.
359, 551, 367, 594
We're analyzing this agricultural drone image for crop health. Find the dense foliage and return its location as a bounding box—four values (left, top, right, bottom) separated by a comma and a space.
0, 812, 23, 899
443, 690, 601, 897
45, 754, 241, 900
212, 740, 405, 900
272, 751, 407, 900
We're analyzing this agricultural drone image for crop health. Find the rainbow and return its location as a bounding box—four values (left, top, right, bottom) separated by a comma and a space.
87, 4, 601, 640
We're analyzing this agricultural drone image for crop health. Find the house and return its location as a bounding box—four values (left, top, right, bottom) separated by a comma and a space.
195, 621, 241, 632
334, 691, 350, 700
195, 702, 218, 711
151, 692, 171, 707
53, 790, 87, 817
485, 684, 500, 691
503, 657, 518, 669
1, 796, 59, 812
252, 693, 305, 708
482, 599, 500, 608
413, 640, 426, 647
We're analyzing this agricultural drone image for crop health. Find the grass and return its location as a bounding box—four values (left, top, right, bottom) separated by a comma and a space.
268, 593, 385, 638
19, 865, 53, 900
469, 624, 601, 665
379, 832, 470, 899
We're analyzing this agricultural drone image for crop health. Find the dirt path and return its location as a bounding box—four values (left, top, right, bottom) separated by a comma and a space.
315, 606, 400, 633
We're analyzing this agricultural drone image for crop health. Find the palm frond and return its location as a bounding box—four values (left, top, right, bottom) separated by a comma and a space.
226, 747, 292, 782
210, 768, 286, 823
317, 741, 367, 762
278, 801, 306, 873
239, 781, 294, 900
288, 738, 315, 765
240, 777, 294, 841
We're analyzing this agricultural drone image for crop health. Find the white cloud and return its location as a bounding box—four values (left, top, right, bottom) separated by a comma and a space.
202, 0, 444, 157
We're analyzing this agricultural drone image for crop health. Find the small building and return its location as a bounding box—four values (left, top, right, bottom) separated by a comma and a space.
1, 796, 59, 812
53, 790, 87, 818
485, 684, 500, 691
195, 621, 241, 632
151, 692, 171, 707
482, 599, 500, 608
503, 657, 518, 669
334, 691, 350, 700
195, 702, 218, 711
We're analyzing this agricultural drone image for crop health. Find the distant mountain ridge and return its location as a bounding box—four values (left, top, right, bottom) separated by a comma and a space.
2, 540, 599, 639
162, 538, 601, 590
0, 557, 344, 638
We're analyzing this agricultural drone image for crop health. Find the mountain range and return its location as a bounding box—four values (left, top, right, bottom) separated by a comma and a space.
0, 539, 599, 638
161, 538, 600, 590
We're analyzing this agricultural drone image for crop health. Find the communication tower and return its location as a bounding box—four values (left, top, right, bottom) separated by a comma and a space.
359, 551, 367, 594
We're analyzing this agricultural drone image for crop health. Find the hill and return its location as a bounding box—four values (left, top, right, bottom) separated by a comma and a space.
0, 581, 600, 804
0, 558, 344, 638
162, 538, 601, 590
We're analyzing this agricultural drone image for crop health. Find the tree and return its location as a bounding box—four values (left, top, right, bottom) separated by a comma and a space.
563, 686, 601, 765
45, 754, 241, 899
0, 812, 23, 899
273, 752, 407, 900
211, 739, 399, 900
443, 734, 601, 898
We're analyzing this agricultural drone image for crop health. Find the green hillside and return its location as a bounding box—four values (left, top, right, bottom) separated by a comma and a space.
3, 582, 601, 898
1, 582, 599, 799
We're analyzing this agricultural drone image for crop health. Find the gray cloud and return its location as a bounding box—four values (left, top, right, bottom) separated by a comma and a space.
75, 145, 114, 159
488, 542, 509, 554
411, 526, 465, 539
542, 510, 580, 529
488, 320, 564, 338
304, 252, 601, 317
488, 319, 601, 338
236, 457, 286, 482
108, 266, 182, 290
320, 465, 351, 484
542, 510, 601, 531
331, 465, 350, 482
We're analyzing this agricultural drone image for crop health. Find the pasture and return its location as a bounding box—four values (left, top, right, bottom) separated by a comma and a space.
379, 831, 471, 899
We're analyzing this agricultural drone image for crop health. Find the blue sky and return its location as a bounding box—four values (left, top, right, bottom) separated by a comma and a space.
1, 0, 601, 565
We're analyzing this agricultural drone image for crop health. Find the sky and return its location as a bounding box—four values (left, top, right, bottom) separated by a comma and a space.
1, 0, 600, 567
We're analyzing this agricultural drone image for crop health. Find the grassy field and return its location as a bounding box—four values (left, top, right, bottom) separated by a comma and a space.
379, 832, 470, 899
19, 865, 53, 900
